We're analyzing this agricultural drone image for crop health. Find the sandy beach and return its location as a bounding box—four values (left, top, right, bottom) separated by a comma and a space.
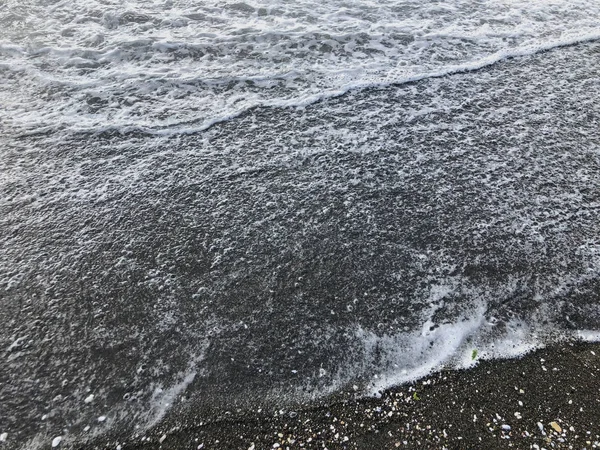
85, 340, 600, 449
3, 3, 600, 448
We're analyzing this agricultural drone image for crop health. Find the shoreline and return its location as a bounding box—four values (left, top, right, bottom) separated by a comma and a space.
92, 340, 600, 449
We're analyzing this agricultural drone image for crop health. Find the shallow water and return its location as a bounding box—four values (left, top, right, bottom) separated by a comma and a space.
1, 1, 600, 448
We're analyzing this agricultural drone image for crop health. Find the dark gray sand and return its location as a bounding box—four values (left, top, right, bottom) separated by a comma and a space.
90, 341, 600, 450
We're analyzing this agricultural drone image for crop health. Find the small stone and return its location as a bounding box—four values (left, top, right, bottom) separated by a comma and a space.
52, 436, 62, 448
84, 394, 94, 404
502, 425, 511, 431
98, 416, 106, 422
550, 422, 562, 433
537, 422, 545, 435
159, 434, 166, 443
0, 433, 7, 442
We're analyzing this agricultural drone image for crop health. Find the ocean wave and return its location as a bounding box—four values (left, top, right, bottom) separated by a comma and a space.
2, 0, 600, 135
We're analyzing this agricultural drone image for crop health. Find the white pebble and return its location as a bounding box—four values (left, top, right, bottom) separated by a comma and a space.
51, 436, 62, 447
159, 434, 166, 443
98, 416, 106, 422
84, 394, 94, 404
537, 422, 546, 435
0, 433, 7, 442
501, 424, 511, 431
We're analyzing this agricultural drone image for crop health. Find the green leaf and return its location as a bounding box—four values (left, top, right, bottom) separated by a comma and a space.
471, 349, 478, 360
412, 391, 420, 401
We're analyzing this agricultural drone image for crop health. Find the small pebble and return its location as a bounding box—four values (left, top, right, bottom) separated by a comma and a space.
537, 422, 545, 435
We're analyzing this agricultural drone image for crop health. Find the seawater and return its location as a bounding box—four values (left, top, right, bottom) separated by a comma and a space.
3, 0, 600, 134
1, 0, 600, 448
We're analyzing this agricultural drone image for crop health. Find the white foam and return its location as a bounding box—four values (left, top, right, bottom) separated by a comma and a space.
142, 354, 204, 430
360, 316, 600, 397
148, 30, 600, 137
577, 330, 600, 342
2, 0, 600, 135
362, 306, 487, 394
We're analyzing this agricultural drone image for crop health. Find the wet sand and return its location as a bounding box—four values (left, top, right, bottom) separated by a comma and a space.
88, 340, 600, 450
